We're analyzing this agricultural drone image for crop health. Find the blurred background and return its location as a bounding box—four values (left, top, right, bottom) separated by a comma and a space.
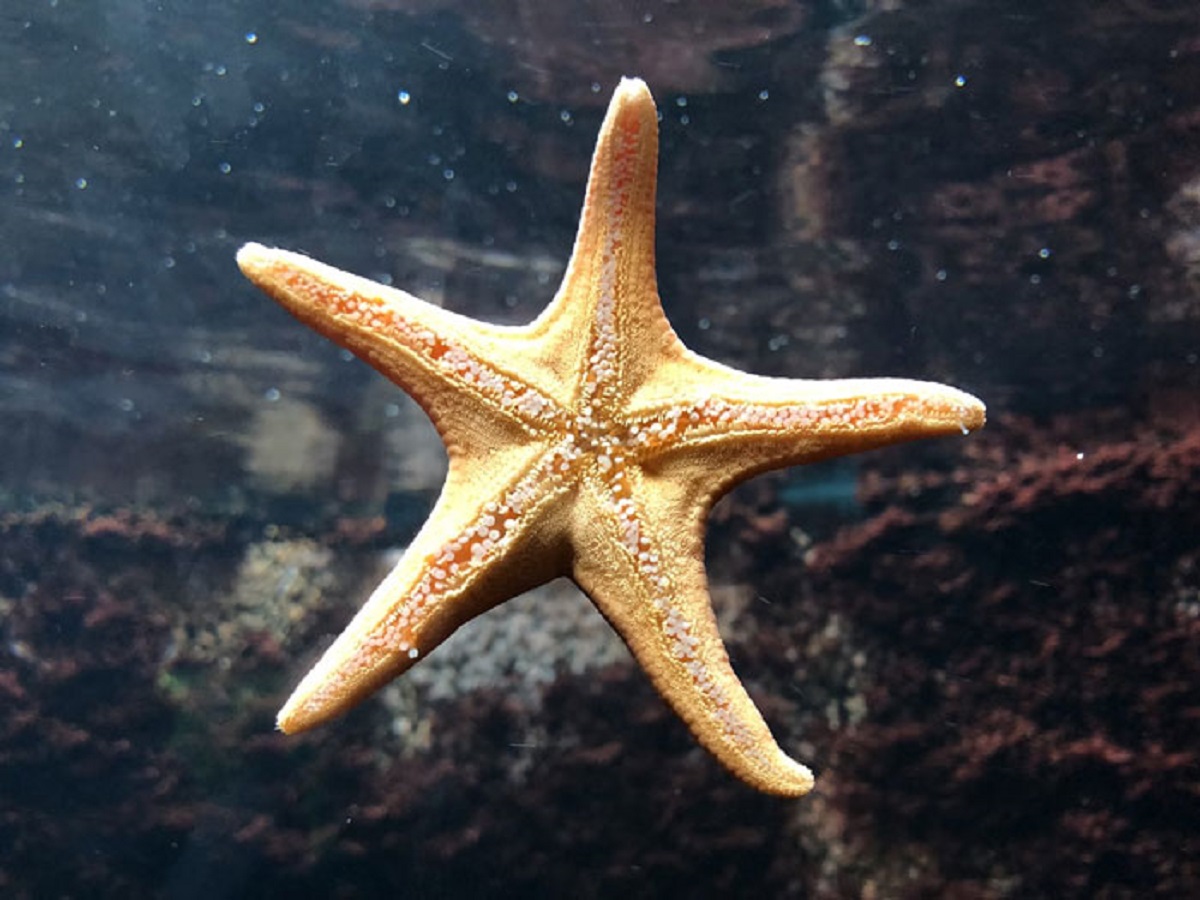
2, 1, 1199, 897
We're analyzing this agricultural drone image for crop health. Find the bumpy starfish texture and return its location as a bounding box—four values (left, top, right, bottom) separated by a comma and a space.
237, 77, 985, 797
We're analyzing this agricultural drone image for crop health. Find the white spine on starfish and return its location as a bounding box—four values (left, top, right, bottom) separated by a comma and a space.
578, 95, 637, 413
622, 386, 982, 456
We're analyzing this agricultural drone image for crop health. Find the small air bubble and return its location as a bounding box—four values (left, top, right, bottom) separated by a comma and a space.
954, 74, 967, 88
853, 34, 873, 47
245, 32, 258, 45
397, 90, 411, 105
264, 387, 281, 402
75, 177, 88, 189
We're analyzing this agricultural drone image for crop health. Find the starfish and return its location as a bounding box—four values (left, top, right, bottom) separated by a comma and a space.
237, 77, 985, 797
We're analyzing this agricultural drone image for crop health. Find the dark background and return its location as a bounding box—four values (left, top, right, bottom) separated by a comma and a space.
2, 1, 1199, 897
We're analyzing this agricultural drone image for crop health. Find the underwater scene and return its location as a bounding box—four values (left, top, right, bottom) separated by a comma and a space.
2, 1, 1199, 897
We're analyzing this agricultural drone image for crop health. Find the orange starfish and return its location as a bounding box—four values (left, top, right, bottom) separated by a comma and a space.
237, 77, 984, 796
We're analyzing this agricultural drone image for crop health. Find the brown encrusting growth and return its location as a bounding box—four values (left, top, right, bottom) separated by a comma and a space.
807, 414, 1200, 895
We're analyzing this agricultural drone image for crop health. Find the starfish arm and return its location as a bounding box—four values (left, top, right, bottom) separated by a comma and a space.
531, 78, 690, 408
277, 442, 579, 733
630, 371, 986, 497
237, 243, 569, 445
570, 467, 815, 797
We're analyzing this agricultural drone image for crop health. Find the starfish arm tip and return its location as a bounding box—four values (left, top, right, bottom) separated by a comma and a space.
958, 391, 987, 434
722, 738, 816, 797
775, 758, 817, 798
236, 241, 278, 279
901, 382, 986, 438
276, 670, 345, 735
275, 701, 306, 736
616, 75, 650, 95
